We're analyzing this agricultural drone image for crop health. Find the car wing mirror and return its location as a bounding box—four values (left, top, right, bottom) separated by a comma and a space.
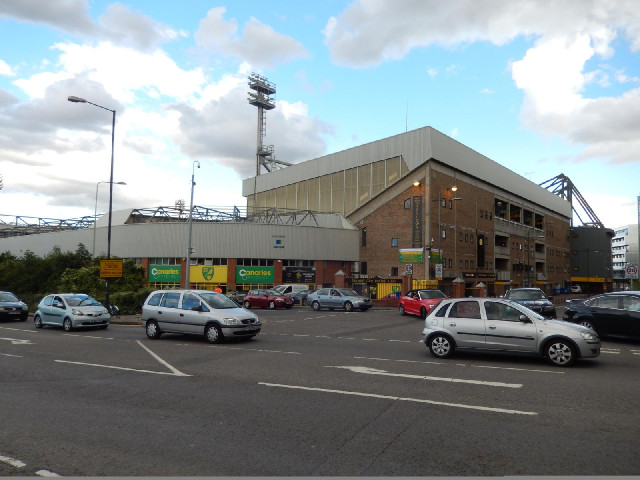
519, 314, 531, 323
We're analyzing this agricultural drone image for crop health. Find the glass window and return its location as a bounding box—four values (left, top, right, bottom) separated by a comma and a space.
371, 160, 386, 198
358, 164, 371, 206
308, 177, 319, 211
286, 184, 296, 211
181, 294, 200, 310
485, 301, 522, 321
391, 238, 398, 247
319, 175, 331, 212
449, 301, 481, 319
331, 172, 344, 214
386, 157, 400, 186
623, 296, 640, 311
161, 292, 180, 308
344, 168, 358, 215
596, 296, 621, 309
297, 180, 309, 210
147, 293, 163, 307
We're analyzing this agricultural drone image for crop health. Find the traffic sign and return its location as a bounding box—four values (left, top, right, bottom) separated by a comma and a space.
625, 264, 638, 279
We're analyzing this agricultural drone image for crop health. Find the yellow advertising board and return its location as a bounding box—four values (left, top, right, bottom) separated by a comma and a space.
189, 265, 228, 283
100, 259, 123, 278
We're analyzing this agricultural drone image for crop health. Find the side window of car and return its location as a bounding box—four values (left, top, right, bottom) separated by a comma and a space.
434, 302, 450, 317
161, 292, 180, 308
54, 296, 65, 308
596, 296, 621, 309
485, 302, 521, 322
622, 296, 640, 311
147, 293, 163, 307
317, 289, 329, 296
181, 294, 200, 310
449, 301, 481, 319
43, 296, 53, 307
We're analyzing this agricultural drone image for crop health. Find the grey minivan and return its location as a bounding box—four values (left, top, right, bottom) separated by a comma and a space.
141, 290, 261, 343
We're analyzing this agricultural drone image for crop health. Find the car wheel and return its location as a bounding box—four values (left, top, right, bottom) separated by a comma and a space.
205, 324, 223, 344
100, 325, 108, 330
428, 334, 455, 359
420, 307, 428, 319
146, 321, 161, 339
34, 314, 43, 329
63, 318, 73, 332
269, 301, 276, 309
344, 301, 353, 312
399, 304, 406, 315
545, 339, 576, 367
312, 301, 321, 311
243, 300, 251, 309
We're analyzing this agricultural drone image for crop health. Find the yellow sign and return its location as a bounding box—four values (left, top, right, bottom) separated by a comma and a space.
190, 265, 228, 283
100, 259, 123, 278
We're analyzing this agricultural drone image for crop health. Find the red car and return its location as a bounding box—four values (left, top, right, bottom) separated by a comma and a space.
243, 289, 294, 309
399, 289, 448, 318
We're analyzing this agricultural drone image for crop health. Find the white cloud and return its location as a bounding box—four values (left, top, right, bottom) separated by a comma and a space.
194, 7, 310, 68
0, 59, 14, 76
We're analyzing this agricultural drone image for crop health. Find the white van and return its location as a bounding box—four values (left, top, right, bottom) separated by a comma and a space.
273, 284, 309, 296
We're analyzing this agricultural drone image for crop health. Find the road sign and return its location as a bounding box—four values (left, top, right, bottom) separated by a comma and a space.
625, 264, 638, 279
404, 263, 413, 276
100, 259, 123, 278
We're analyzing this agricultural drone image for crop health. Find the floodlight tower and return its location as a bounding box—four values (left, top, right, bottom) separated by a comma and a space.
247, 73, 291, 175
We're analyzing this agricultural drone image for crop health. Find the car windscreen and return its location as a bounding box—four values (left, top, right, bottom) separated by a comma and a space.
266, 290, 280, 296
509, 290, 545, 300
200, 292, 240, 309
419, 290, 447, 299
0, 292, 19, 302
64, 295, 101, 307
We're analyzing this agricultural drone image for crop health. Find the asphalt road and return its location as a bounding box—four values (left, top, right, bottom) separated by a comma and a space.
1, 306, 639, 476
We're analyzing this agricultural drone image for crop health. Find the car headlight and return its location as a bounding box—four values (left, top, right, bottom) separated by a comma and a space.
71, 308, 83, 316
21, 304, 29, 311
221, 318, 242, 326
580, 331, 598, 341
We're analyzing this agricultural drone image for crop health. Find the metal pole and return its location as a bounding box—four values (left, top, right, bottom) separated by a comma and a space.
186, 161, 200, 289
93, 181, 103, 257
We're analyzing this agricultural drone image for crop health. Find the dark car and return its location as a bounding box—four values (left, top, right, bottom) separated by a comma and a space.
563, 292, 640, 340
0, 291, 29, 322
226, 290, 247, 306
503, 288, 556, 319
243, 289, 294, 309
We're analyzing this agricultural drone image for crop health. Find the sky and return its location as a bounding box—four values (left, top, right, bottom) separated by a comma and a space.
0, 0, 639, 230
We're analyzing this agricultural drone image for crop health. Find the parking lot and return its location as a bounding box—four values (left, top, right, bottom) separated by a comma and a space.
1, 306, 640, 476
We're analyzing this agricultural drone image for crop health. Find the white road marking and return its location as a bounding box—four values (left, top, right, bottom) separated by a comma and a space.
0, 327, 37, 333
327, 365, 522, 388
0, 337, 33, 345
472, 365, 564, 374
136, 340, 191, 376
36, 470, 60, 477
63, 334, 114, 340
54, 360, 187, 376
0, 352, 22, 357
0, 455, 26, 468
355, 356, 443, 365
259, 383, 537, 416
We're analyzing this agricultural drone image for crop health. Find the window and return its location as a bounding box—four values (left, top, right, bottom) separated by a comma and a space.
361, 262, 368, 275
404, 198, 411, 209
391, 238, 398, 247
391, 267, 398, 276
485, 301, 522, 321
181, 294, 200, 310
161, 292, 180, 308
449, 301, 481, 319
362, 227, 367, 246
147, 293, 163, 307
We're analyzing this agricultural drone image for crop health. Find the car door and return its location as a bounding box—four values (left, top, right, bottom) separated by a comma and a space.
39, 295, 56, 324
328, 289, 342, 309
445, 300, 485, 348
403, 290, 419, 315
179, 293, 205, 335
591, 295, 624, 336
483, 301, 538, 351
620, 295, 640, 339
47, 295, 67, 326
158, 292, 183, 332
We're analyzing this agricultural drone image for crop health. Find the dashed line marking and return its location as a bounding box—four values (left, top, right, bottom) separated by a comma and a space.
0, 455, 26, 468
0, 352, 23, 358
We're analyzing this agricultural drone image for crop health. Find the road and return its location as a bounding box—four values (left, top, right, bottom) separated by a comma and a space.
1, 307, 639, 476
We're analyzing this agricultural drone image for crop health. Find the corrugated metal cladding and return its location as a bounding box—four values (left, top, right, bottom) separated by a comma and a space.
242, 125, 572, 219
0, 221, 360, 261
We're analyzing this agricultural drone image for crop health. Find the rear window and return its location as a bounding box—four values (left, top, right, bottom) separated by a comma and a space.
161, 292, 181, 308
595, 296, 620, 309
449, 301, 481, 319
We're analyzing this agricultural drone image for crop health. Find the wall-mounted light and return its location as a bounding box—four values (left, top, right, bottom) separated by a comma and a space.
413, 180, 421, 187
451, 186, 458, 192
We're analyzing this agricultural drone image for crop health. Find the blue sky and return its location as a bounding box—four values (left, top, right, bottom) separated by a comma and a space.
1, 0, 639, 229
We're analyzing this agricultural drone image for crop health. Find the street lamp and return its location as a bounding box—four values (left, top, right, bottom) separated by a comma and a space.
94, 181, 126, 256
185, 160, 201, 289
68, 95, 116, 309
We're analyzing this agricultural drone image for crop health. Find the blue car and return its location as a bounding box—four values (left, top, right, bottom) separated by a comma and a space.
0, 291, 29, 322
307, 288, 372, 312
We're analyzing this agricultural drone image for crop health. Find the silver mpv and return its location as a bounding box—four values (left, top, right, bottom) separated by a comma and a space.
421, 297, 600, 366
142, 290, 261, 343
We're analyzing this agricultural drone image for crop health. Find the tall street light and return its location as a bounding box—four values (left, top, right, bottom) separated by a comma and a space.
68, 95, 116, 309
185, 160, 200, 289
94, 181, 126, 256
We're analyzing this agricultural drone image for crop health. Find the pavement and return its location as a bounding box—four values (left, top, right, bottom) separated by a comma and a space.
111, 314, 142, 326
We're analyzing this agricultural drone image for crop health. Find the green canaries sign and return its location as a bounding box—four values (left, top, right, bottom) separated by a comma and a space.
148, 265, 181, 282
235, 266, 274, 283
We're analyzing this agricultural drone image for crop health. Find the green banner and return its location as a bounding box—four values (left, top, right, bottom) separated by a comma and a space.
399, 249, 423, 263
235, 266, 274, 283
149, 264, 181, 282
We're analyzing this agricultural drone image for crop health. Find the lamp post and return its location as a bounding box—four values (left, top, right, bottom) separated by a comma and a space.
93, 181, 126, 256
68, 95, 116, 309
185, 160, 201, 289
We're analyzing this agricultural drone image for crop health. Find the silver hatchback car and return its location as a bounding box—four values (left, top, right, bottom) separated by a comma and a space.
422, 297, 600, 367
